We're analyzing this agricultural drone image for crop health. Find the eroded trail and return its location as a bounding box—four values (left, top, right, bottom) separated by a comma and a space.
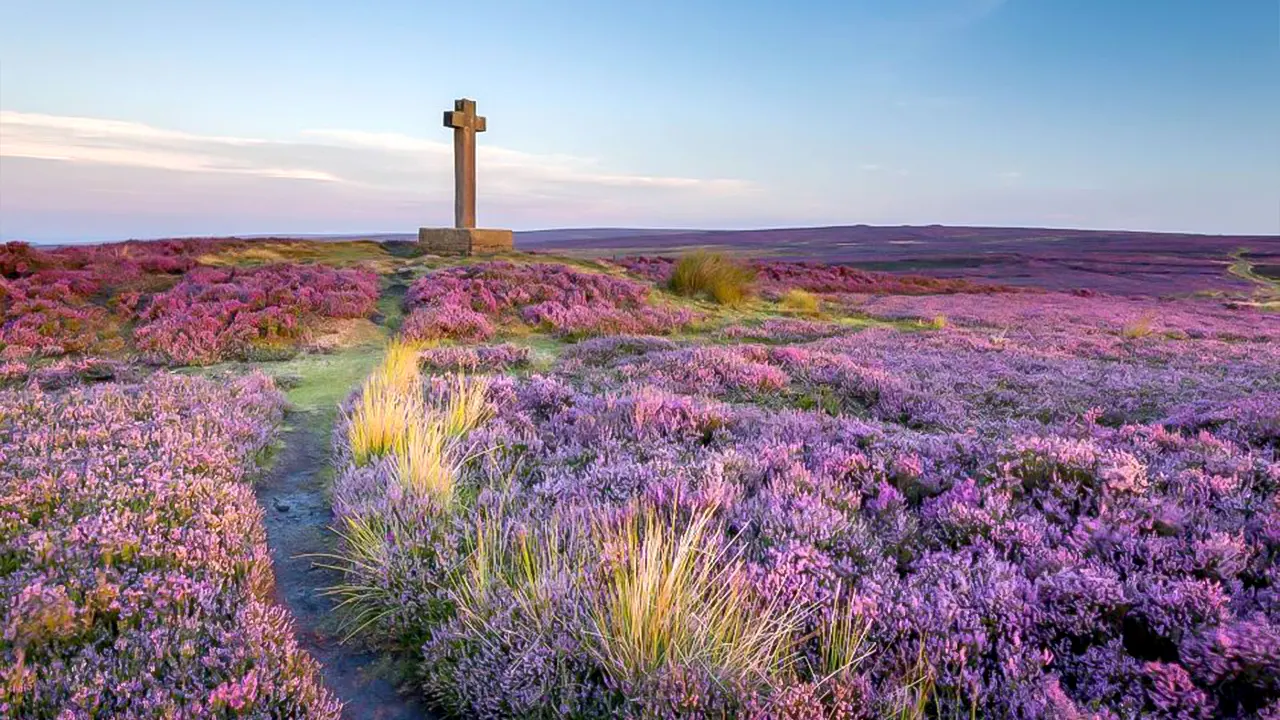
257, 410, 430, 720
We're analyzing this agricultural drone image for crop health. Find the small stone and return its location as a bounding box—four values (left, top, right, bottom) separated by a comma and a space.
273, 499, 290, 513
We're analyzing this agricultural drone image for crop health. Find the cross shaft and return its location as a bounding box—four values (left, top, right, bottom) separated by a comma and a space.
443, 98, 487, 229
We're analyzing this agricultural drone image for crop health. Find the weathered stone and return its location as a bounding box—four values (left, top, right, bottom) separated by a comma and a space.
418, 228, 513, 256
444, 98, 485, 230
419, 98, 515, 256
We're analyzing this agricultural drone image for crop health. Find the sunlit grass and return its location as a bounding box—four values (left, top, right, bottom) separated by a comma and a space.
589, 506, 804, 690
778, 288, 823, 316
346, 342, 422, 466
920, 314, 948, 330
347, 387, 416, 466
436, 373, 493, 438
394, 420, 457, 507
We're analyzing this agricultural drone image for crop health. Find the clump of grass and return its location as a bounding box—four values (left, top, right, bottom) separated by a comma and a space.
816, 585, 873, 680
1122, 314, 1155, 339
436, 373, 492, 438
346, 341, 423, 466
323, 514, 398, 639
778, 288, 823, 316
394, 420, 456, 507
589, 506, 803, 690
392, 373, 492, 508
669, 250, 757, 307
347, 384, 417, 466
453, 508, 577, 635
921, 314, 948, 330
378, 340, 424, 393
886, 643, 938, 720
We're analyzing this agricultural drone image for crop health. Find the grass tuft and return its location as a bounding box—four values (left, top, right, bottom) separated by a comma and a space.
778, 288, 823, 316
816, 585, 874, 681
589, 506, 803, 690
346, 385, 416, 466
669, 250, 757, 307
437, 373, 493, 438
394, 420, 457, 508
1121, 314, 1155, 339
346, 341, 423, 466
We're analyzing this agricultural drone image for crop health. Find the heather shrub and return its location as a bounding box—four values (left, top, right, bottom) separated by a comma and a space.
329, 260, 1279, 718
418, 343, 530, 372
401, 306, 495, 343
719, 319, 850, 343
0, 372, 339, 718
135, 263, 378, 365
405, 261, 696, 339
669, 250, 757, 306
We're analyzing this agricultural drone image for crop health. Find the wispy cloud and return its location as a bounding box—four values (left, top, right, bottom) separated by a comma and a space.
0, 110, 763, 239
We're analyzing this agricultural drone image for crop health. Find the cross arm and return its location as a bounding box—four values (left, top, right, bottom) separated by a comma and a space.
443, 111, 488, 132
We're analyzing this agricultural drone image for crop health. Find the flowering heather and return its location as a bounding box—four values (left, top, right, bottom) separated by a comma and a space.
0, 372, 339, 718
719, 318, 853, 342
134, 263, 378, 364
620, 256, 1011, 296
418, 343, 531, 373
405, 261, 698, 339
0, 239, 369, 363
846, 290, 1280, 344
0, 277, 117, 359
331, 274, 1278, 718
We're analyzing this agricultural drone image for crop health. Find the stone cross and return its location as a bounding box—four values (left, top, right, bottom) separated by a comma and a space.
443, 98, 487, 229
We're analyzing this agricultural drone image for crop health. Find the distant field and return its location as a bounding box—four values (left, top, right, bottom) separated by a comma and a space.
519, 225, 1280, 296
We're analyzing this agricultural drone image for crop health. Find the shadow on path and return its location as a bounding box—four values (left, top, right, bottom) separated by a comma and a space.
257, 410, 431, 720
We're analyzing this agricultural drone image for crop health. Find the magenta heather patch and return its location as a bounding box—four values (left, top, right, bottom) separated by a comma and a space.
418, 343, 531, 372
404, 261, 698, 339
401, 306, 496, 343
134, 263, 378, 364
0, 372, 339, 718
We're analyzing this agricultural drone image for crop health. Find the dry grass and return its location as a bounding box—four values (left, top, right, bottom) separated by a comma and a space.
394, 420, 457, 507
346, 342, 422, 465
921, 314, 948, 330
436, 373, 493, 438
1122, 314, 1155, 339
392, 373, 492, 508
346, 385, 417, 466
589, 506, 803, 689
670, 250, 757, 307
197, 240, 395, 269
778, 288, 822, 316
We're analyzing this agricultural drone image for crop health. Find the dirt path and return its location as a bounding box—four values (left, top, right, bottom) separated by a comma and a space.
257, 410, 431, 720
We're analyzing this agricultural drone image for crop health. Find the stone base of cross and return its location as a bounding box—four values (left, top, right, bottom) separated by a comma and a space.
417, 227, 513, 255
419, 98, 514, 256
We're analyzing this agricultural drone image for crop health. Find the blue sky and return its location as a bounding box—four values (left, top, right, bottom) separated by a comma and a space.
1, 0, 1277, 242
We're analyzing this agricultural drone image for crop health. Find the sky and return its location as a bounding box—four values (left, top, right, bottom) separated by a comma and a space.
0, 0, 1277, 243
